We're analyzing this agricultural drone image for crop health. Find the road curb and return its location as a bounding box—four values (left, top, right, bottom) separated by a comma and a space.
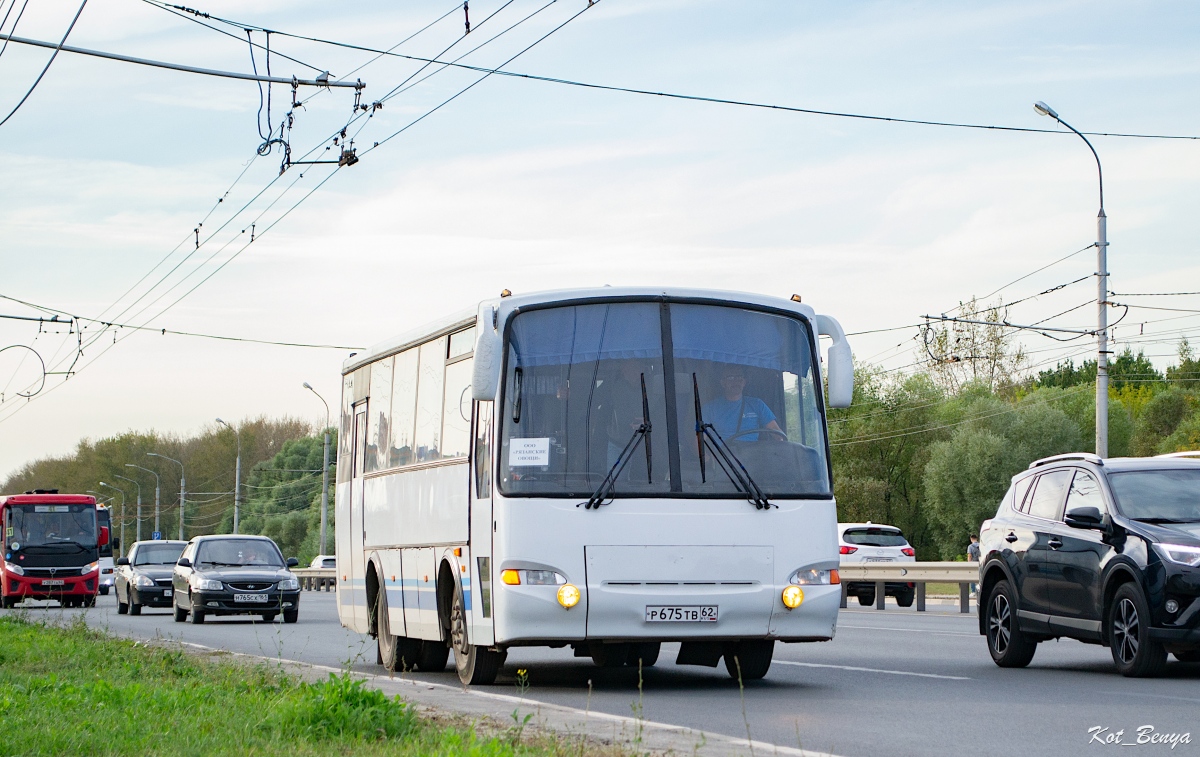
176, 640, 843, 757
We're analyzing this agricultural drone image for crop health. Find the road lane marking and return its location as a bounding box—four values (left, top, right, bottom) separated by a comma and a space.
175, 641, 849, 757
838, 624, 977, 637
774, 660, 971, 680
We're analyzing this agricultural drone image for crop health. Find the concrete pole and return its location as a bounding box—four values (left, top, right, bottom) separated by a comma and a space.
136, 489, 142, 542
1096, 210, 1109, 458
154, 481, 160, 538
234, 446, 241, 534
321, 430, 330, 555
179, 472, 186, 541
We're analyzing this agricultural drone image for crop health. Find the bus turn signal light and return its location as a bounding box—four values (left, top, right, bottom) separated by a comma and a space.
557, 584, 580, 608
781, 585, 804, 609
500, 569, 521, 585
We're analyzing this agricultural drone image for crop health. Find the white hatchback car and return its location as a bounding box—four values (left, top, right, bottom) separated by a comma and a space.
838, 522, 916, 607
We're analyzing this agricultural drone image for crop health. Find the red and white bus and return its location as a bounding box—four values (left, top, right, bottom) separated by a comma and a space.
2, 490, 108, 608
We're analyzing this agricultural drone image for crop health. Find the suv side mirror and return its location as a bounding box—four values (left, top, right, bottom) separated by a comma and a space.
98, 526, 110, 547
1065, 506, 1104, 529
176, 557, 191, 567
117, 557, 129, 566
286, 557, 299, 568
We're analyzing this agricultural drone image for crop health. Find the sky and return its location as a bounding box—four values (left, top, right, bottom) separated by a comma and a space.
1, 0, 1198, 479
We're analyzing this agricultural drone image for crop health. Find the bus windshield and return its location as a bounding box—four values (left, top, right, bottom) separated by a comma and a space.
5, 504, 97, 552
500, 301, 830, 499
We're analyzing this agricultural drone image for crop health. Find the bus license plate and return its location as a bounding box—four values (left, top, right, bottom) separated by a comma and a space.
41, 579, 65, 586
234, 593, 268, 603
645, 605, 717, 622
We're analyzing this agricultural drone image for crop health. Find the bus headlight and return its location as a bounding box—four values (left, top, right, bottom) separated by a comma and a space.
3, 561, 23, 576
557, 584, 580, 609
789, 568, 839, 585
781, 585, 804, 609
82, 561, 99, 575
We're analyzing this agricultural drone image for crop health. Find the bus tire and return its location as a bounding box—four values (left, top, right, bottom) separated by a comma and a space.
591, 643, 630, 668
377, 588, 419, 672
415, 640, 450, 672
724, 640, 774, 681
627, 642, 661, 668
451, 584, 504, 685
84, 596, 97, 608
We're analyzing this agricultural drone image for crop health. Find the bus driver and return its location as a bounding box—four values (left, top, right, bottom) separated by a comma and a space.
702, 364, 782, 441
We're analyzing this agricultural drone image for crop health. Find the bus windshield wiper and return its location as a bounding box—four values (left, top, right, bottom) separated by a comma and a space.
693, 373, 772, 510
23, 540, 88, 553
581, 373, 653, 510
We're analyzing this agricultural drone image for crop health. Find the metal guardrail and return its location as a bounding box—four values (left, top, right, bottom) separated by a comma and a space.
838, 561, 978, 613
292, 567, 336, 592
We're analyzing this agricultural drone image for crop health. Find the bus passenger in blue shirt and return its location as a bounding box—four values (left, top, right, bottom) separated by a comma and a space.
702, 365, 782, 441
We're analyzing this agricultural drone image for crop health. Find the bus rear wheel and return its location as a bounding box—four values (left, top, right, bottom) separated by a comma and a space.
377, 589, 420, 673
724, 640, 774, 681
451, 586, 504, 685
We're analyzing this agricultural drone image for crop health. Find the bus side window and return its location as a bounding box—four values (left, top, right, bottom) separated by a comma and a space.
474, 402, 493, 499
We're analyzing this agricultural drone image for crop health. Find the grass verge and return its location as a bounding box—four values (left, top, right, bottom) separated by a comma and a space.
0, 614, 615, 756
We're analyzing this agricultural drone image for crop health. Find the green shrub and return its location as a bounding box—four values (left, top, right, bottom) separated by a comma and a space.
278, 672, 417, 741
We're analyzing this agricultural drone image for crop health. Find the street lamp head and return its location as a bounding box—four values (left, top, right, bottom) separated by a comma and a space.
1033, 101, 1058, 119
302, 382, 313, 391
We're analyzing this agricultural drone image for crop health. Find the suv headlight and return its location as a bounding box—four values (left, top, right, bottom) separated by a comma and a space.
191, 577, 224, 592
1154, 543, 1200, 568
4, 561, 23, 576
82, 561, 99, 575
277, 577, 299, 591
135, 574, 157, 588
789, 568, 839, 585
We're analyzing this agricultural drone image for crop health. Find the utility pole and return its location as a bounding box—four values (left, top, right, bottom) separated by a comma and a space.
147, 453, 185, 540
303, 382, 332, 555
128, 463, 162, 539
114, 474, 140, 549
1034, 101, 1109, 456
216, 418, 242, 534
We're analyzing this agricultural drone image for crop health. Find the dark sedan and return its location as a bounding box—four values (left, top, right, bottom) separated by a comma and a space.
172, 535, 300, 624
115, 540, 187, 615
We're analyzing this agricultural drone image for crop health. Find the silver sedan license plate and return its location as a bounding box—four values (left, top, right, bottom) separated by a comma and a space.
163, 589, 172, 597
645, 605, 717, 622
234, 593, 268, 603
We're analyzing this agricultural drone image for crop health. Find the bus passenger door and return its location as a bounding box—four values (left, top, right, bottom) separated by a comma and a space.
347, 404, 369, 631
469, 400, 496, 646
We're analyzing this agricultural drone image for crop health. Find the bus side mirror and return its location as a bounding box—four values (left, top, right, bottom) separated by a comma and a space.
473, 303, 503, 401
98, 526, 110, 547
815, 314, 853, 408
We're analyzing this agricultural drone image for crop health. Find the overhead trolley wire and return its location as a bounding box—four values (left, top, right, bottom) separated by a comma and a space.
124, 14, 1200, 143
0, 0, 88, 128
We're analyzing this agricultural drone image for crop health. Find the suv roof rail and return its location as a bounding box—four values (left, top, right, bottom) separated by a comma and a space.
1028, 453, 1103, 469
1156, 451, 1200, 459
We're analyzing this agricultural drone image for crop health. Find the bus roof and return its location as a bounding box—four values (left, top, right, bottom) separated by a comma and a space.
342, 286, 818, 375
0, 493, 96, 505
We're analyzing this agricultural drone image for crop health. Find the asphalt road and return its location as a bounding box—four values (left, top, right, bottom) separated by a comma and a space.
6, 591, 1198, 757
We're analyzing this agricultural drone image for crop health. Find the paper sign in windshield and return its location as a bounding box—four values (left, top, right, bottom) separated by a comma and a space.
509, 438, 550, 467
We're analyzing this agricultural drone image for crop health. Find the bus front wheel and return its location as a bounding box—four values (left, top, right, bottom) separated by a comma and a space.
451, 587, 504, 685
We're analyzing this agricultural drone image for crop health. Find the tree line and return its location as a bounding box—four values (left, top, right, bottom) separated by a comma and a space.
4, 332, 1197, 564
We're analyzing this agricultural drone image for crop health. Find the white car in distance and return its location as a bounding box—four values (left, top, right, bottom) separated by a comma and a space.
838, 522, 916, 607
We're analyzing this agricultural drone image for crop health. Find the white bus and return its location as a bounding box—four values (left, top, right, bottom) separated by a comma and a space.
335, 287, 853, 685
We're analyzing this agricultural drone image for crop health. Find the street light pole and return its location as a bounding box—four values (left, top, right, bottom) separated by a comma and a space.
147, 452, 185, 540
125, 464, 159, 540
303, 382, 331, 556
98, 482, 126, 550
1034, 101, 1109, 457
113, 474, 140, 547
216, 418, 242, 534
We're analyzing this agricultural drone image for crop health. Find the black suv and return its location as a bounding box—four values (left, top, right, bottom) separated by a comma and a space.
979, 453, 1200, 677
